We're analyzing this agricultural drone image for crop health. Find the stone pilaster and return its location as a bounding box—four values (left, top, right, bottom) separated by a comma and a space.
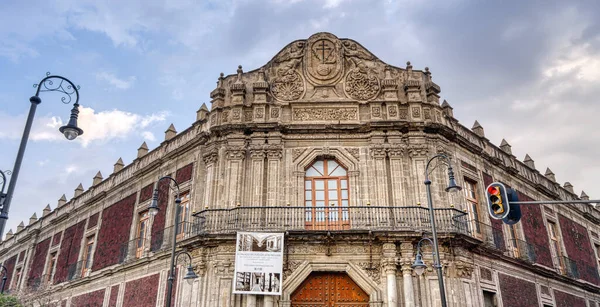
249, 147, 266, 206
266, 146, 283, 206
400, 242, 415, 307
202, 150, 219, 208
382, 243, 398, 307
225, 146, 246, 207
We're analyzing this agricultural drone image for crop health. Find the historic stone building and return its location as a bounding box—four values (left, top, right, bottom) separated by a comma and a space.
1, 32, 599, 307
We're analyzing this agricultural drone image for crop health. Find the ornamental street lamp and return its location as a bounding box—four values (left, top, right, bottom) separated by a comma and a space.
149, 176, 198, 307
411, 237, 436, 276
421, 153, 461, 307
0, 73, 83, 237
0, 264, 8, 294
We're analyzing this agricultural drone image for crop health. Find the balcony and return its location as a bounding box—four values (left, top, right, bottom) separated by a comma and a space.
192, 206, 469, 235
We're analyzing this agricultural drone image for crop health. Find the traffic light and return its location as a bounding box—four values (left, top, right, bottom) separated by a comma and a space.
485, 182, 521, 224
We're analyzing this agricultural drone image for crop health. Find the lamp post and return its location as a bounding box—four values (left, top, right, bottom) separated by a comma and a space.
148, 176, 198, 307
0, 265, 8, 294
419, 153, 461, 307
0, 73, 84, 236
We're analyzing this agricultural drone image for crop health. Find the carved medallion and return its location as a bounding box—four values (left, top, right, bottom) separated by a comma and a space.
389, 106, 398, 118
344, 60, 380, 100
304, 33, 344, 85
271, 68, 305, 101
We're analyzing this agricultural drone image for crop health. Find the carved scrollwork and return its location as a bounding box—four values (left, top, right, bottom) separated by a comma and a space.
226, 147, 246, 160
389, 106, 398, 118
346, 148, 360, 160
271, 67, 305, 101
292, 148, 307, 161
344, 60, 380, 100
202, 151, 219, 165
354, 261, 382, 285
292, 107, 358, 121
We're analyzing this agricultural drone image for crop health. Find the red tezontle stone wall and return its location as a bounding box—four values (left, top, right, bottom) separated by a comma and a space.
498, 273, 539, 307
87, 212, 99, 229
122, 273, 159, 307
53, 220, 86, 284
175, 163, 194, 183
109, 284, 119, 306
516, 191, 553, 267
558, 214, 600, 285
139, 183, 154, 203
71, 288, 105, 307
27, 237, 51, 287
3, 255, 16, 291
151, 179, 170, 251
92, 193, 137, 271
52, 232, 62, 246
554, 289, 586, 307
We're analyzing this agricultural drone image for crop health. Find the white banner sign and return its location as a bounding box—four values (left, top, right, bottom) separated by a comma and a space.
233, 232, 284, 296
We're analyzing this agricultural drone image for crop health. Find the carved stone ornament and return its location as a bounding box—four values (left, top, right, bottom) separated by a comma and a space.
244, 110, 253, 122
344, 60, 380, 100
399, 107, 408, 120
354, 261, 382, 285
222, 110, 229, 123
270, 60, 305, 101
271, 107, 280, 118
292, 107, 358, 121
232, 109, 241, 120
372, 106, 381, 118
226, 147, 246, 160
408, 145, 428, 157
292, 148, 307, 161
255, 107, 265, 118
202, 151, 219, 165
412, 106, 421, 118
389, 106, 398, 118
283, 260, 305, 282
304, 33, 344, 85
346, 148, 360, 160
210, 113, 217, 125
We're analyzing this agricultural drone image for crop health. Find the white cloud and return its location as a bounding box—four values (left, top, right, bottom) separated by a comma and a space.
141, 131, 156, 141
96, 72, 137, 90
0, 107, 169, 147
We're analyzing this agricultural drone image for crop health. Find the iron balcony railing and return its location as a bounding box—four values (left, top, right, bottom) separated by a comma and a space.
191, 206, 469, 235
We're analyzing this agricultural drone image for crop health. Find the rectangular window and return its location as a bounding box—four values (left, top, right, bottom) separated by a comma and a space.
81, 236, 95, 276
595, 244, 600, 274
136, 211, 150, 258
176, 191, 190, 239
508, 224, 520, 258
463, 179, 481, 237
482, 291, 496, 307
46, 252, 57, 282
548, 220, 565, 274
13, 268, 21, 289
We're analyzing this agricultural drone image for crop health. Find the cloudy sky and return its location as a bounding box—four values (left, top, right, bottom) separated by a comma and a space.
1, 0, 598, 236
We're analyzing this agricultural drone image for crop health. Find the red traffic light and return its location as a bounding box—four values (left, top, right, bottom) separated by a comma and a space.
487, 186, 500, 195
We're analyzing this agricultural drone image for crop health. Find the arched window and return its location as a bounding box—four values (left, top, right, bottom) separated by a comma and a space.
304, 158, 349, 230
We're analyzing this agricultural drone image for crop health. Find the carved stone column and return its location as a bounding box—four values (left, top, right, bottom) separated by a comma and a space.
382, 243, 398, 307
249, 147, 266, 206
264, 296, 275, 307
369, 145, 388, 206
266, 146, 283, 206
247, 295, 257, 307
225, 146, 246, 207
202, 150, 219, 208
400, 242, 415, 307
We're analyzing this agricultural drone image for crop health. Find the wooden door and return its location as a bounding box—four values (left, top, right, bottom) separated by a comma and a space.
291, 272, 369, 307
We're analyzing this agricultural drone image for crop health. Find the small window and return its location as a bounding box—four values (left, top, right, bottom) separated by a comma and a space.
594, 244, 600, 275
81, 236, 95, 276
507, 224, 520, 258
176, 191, 191, 239
46, 252, 57, 283
482, 290, 496, 307
548, 221, 565, 274
136, 211, 150, 258
13, 268, 21, 289
463, 178, 481, 237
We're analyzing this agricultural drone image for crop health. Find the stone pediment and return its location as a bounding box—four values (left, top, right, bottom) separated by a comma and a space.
210, 32, 440, 107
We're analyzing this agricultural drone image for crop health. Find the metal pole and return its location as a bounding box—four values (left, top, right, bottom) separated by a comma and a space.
0, 96, 41, 236
1, 276, 6, 294
163, 177, 180, 307
425, 180, 447, 307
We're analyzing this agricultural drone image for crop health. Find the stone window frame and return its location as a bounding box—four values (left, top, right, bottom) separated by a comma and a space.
175, 189, 192, 240
545, 216, 567, 275
462, 173, 483, 240
44, 250, 58, 284
80, 234, 96, 277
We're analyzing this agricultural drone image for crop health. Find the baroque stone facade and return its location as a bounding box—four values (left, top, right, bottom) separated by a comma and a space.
1, 32, 599, 307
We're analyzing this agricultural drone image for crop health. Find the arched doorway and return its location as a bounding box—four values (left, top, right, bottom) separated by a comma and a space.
290, 272, 369, 306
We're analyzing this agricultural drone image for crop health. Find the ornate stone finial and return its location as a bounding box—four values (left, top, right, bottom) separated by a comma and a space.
563, 182, 574, 193
93, 171, 103, 186
236, 65, 243, 83
43, 204, 51, 217
196, 103, 210, 121
424, 67, 432, 81
524, 154, 535, 169
406, 61, 413, 71
441, 100, 454, 117
17, 221, 24, 232
165, 124, 177, 141
382, 65, 399, 101
58, 194, 67, 207
74, 183, 84, 197
114, 157, 124, 173
253, 67, 269, 103
137, 142, 149, 158
29, 213, 37, 225
545, 168, 556, 182
580, 191, 589, 200
472, 120, 485, 137
210, 73, 226, 109
5, 229, 13, 240
499, 139, 512, 155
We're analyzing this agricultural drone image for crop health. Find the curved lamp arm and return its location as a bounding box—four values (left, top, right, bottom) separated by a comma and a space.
148, 176, 181, 215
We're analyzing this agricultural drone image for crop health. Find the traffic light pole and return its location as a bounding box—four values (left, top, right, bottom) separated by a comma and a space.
510, 200, 599, 205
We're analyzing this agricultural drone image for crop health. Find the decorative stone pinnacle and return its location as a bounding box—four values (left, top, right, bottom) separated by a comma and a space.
93, 171, 103, 185
58, 194, 67, 207
5, 229, 13, 240
524, 154, 535, 169
441, 100, 452, 108
406, 61, 413, 70
500, 139, 512, 155
74, 183, 84, 197
43, 204, 51, 217
29, 213, 38, 225
236, 65, 243, 83
17, 221, 24, 232
472, 120, 485, 137
114, 157, 124, 173
580, 191, 589, 200
218, 72, 225, 88
563, 182, 574, 193
165, 124, 177, 141
137, 142, 149, 158
197, 103, 210, 121
545, 168, 556, 182
258, 67, 266, 82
